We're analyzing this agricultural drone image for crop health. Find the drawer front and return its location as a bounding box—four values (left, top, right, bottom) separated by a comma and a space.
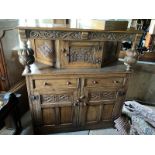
33, 78, 79, 90
86, 77, 124, 88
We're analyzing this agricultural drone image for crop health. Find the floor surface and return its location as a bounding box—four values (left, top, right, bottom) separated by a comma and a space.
20, 111, 119, 135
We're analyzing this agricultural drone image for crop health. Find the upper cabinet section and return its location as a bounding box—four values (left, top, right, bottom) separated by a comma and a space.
18, 20, 142, 72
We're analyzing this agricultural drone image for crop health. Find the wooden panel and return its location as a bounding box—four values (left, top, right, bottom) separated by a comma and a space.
60, 41, 103, 68
102, 41, 119, 66
42, 108, 56, 125
102, 104, 114, 120
60, 106, 73, 124
34, 78, 78, 90
31, 87, 79, 129
34, 39, 55, 66
86, 105, 101, 123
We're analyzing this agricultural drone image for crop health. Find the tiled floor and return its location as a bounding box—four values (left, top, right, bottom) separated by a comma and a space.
20, 111, 119, 135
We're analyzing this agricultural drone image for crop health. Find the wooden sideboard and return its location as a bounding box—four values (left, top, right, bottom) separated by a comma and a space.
18, 22, 142, 134
23, 63, 130, 134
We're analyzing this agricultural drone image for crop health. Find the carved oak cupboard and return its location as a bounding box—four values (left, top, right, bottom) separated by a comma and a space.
24, 64, 130, 134
18, 22, 142, 134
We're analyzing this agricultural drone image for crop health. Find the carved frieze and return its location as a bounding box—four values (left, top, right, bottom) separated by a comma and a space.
89, 91, 115, 101
69, 47, 102, 64
26, 30, 137, 41
42, 94, 72, 103
88, 32, 136, 42
28, 30, 83, 40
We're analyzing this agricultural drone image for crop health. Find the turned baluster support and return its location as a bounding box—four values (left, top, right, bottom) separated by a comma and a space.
123, 34, 142, 71
18, 30, 35, 73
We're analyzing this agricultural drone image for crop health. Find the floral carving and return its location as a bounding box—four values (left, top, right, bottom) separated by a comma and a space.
88, 32, 136, 41
69, 47, 102, 64
89, 91, 116, 101
27, 30, 136, 41
42, 94, 72, 103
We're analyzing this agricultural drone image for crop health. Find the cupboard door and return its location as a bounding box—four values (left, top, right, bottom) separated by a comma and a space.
60, 41, 104, 68
30, 89, 79, 128
79, 88, 118, 126
33, 39, 55, 66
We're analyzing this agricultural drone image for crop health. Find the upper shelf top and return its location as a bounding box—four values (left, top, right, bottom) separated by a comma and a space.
18, 21, 143, 34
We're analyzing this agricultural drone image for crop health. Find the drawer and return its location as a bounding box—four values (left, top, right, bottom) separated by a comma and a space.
86, 77, 124, 88
33, 79, 79, 90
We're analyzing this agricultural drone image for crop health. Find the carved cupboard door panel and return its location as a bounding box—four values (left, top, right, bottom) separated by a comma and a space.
79, 87, 118, 127
60, 41, 104, 68
33, 39, 55, 66
30, 89, 79, 128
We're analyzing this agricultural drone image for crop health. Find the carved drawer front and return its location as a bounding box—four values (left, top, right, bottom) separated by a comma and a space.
33, 78, 79, 90
86, 77, 124, 88
61, 41, 104, 68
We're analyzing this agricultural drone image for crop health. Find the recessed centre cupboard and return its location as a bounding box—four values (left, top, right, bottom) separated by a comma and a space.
18, 20, 142, 134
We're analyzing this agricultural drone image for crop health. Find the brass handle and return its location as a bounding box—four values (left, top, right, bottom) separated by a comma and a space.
44, 82, 48, 86
92, 80, 98, 84
66, 81, 71, 85
113, 80, 120, 84
65, 53, 69, 57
